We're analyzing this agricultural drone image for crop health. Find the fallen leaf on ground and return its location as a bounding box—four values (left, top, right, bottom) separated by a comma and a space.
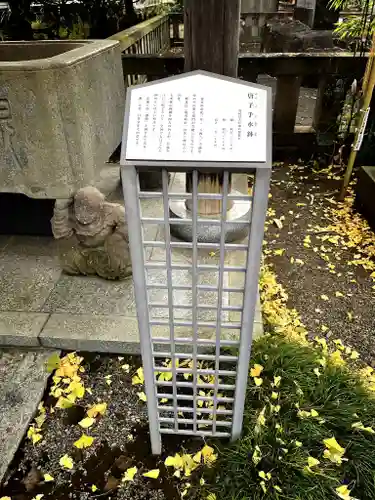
59, 454, 74, 470
250, 364, 264, 377
137, 392, 147, 402
143, 469, 160, 479
273, 218, 283, 229
43, 474, 54, 482
320, 294, 329, 301
74, 434, 94, 449
78, 417, 95, 429
132, 367, 145, 385
87, 402, 107, 418
122, 466, 138, 482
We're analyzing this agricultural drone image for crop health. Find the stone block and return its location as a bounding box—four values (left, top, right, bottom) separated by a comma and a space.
41, 274, 136, 316
0, 312, 49, 347
355, 166, 375, 232
0, 349, 58, 483
0, 236, 61, 312
263, 18, 336, 53
40, 314, 140, 353
0, 40, 124, 199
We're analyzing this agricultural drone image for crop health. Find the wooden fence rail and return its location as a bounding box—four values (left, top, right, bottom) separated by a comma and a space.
111, 13, 367, 156
109, 14, 170, 88
121, 51, 367, 154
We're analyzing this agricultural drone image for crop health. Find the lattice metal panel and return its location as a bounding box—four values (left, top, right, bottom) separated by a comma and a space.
121, 166, 271, 454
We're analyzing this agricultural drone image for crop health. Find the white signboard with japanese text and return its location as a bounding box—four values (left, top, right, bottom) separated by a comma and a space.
124, 72, 269, 163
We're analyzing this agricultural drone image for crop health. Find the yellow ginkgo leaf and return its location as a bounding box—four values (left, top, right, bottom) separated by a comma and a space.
207, 494, 216, 500
201, 445, 215, 460
193, 451, 202, 463
335, 291, 344, 297
91, 485, 98, 492
74, 434, 94, 449
320, 294, 329, 301
0, 497, 12, 500
250, 364, 263, 378
336, 485, 352, 499
137, 392, 147, 402
87, 403, 107, 418
307, 456, 320, 468
274, 249, 285, 256
122, 466, 138, 482
164, 456, 175, 467
43, 473, 54, 482
132, 367, 145, 385
59, 454, 74, 470
55, 396, 74, 410
143, 469, 160, 479
202, 445, 217, 465
31, 495, 44, 500
27, 426, 42, 445
254, 377, 263, 386
78, 417, 95, 429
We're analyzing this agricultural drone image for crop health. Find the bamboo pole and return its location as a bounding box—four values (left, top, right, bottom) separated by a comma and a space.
339, 32, 375, 200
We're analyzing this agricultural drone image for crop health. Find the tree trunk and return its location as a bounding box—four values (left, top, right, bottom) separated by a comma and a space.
184, 0, 241, 215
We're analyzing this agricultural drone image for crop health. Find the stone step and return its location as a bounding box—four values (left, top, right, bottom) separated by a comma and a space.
0, 349, 59, 485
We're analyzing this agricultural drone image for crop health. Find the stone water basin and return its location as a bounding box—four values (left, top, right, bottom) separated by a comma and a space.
0, 40, 124, 199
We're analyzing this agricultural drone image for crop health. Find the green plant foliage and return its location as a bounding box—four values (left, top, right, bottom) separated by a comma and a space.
196, 335, 375, 500
329, 0, 375, 40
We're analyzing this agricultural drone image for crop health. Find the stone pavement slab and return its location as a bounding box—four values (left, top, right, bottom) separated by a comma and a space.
0, 312, 49, 347
0, 236, 61, 312
42, 275, 135, 316
40, 314, 140, 353
0, 349, 58, 484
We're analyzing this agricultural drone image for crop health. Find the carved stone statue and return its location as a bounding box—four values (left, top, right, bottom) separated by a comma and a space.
52, 186, 132, 280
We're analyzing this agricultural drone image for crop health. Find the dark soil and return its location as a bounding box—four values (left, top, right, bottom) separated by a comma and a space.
0, 354, 206, 500
265, 163, 375, 366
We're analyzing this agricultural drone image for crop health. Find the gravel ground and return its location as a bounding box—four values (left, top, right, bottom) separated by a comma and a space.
0, 354, 203, 500
264, 163, 375, 365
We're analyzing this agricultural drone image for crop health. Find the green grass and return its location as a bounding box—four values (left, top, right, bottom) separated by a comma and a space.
196, 335, 375, 500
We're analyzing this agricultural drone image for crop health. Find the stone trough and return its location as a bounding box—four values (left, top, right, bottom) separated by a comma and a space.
0, 40, 124, 199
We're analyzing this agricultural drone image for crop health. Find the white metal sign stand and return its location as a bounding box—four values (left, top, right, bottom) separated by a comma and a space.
120, 70, 272, 454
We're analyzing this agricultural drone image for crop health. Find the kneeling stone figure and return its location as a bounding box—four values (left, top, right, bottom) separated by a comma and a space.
52, 186, 132, 280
